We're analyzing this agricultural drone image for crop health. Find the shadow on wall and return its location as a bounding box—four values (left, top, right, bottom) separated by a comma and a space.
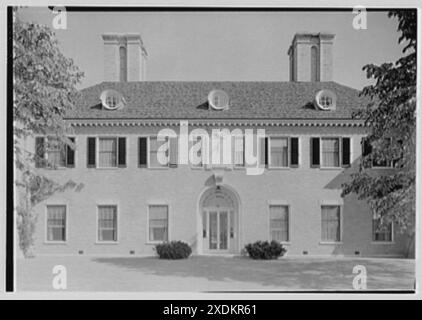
323, 158, 414, 258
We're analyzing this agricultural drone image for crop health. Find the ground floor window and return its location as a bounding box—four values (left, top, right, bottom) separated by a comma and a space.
97, 205, 118, 242
148, 205, 169, 242
269, 205, 289, 242
372, 217, 393, 242
46, 205, 66, 242
321, 205, 341, 242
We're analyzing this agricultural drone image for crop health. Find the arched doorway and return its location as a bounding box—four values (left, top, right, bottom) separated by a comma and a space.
198, 185, 240, 254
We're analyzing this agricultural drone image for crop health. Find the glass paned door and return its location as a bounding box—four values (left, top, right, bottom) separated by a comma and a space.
207, 209, 229, 251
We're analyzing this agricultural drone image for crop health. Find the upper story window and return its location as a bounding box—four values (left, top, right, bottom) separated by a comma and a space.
149, 136, 169, 168
87, 137, 126, 168
269, 137, 289, 168
321, 138, 340, 167
311, 137, 351, 168
362, 137, 397, 168
35, 136, 75, 169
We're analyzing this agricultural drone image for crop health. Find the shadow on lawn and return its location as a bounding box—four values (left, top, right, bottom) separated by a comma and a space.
92, 256, 415, 290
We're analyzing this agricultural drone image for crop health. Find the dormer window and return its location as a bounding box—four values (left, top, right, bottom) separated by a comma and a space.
100, 89, 126, 110
208, 90, 229, 110
314, 89, 337, 111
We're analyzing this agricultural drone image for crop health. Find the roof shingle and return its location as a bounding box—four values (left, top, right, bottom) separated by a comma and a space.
69, 81, 368, 120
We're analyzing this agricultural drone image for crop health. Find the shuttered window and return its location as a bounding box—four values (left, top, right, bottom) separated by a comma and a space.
46, 205, 66, 242
149, 205, 169, 242
269, 205, 289, 242
98, 205, 117, 242
36, 137, 75, 168
321, 205, 341, 242
269, 137, 288, 168
150, 137, 169, 168
321, 138, 340, 167
99, 138, 117, 168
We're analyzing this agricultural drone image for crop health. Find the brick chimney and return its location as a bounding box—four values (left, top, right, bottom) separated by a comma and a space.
288, 32, 334, 82
102, 33, 148, 82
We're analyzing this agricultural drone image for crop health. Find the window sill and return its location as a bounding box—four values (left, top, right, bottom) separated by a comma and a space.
146, 241, 166, 245
44, 241, 67, 245
319, 167, 342, 170
319, 241, 343, 245
371, 167, 394, 170
267, 167, 290, 170
95, 241, 119, 245
148, 167, 170, 170
371, 241, 395, 245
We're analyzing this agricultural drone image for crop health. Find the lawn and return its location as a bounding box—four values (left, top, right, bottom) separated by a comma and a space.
16, 255, 415, 292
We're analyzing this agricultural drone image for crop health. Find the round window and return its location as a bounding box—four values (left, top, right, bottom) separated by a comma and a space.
100, 89, 126, 110
314, 89, 337, 111
208, 90, 229, 110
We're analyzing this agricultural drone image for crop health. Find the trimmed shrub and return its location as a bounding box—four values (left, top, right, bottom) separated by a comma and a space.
244, 240, 286, 260
155, 241, 192, 259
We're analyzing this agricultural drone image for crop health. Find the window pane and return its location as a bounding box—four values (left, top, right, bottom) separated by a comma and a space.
47, 138, 66, 167
150, 137, 168, 167
372, 218, 392, 242
269, 205, 289, 242
321, 206, 340, 242
270, 138, 288, 167
99, 138, 117, 167
234, 136, 244, 166
322, 138, 339, 167
149, 205, 168, 241
98, 206, 117, 241
47, 206, 66, 241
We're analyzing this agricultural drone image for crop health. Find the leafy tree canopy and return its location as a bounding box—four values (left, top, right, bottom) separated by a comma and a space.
342, 10, 416, 235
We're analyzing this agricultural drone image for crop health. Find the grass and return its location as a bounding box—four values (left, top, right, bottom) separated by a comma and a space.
17, 255, 415, 292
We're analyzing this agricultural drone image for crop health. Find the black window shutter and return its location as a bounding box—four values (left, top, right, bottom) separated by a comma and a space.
290, 137, 299, 167
311, 137, 320, 167
362, 137, 372, 156
259, 137, 268, 167
139, 137, 148, 167
341, 137, 351, 167
35, 137, 45, 168
87, 137, 96, 168
118, 137, 126, 167
66, 137, 75, 168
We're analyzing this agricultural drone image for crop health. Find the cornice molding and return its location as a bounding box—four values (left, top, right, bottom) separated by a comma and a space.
66, 119, 365, 128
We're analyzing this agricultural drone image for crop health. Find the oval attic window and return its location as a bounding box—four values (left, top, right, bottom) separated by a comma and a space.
100, 89, 126, 110
314, 89, 337, 111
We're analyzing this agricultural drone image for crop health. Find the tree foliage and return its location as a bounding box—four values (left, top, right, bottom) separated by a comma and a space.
342, 10, 416, 237
13, 8, 84, 256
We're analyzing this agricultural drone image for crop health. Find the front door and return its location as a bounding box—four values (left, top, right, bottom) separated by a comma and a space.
204, 208, 229, 252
